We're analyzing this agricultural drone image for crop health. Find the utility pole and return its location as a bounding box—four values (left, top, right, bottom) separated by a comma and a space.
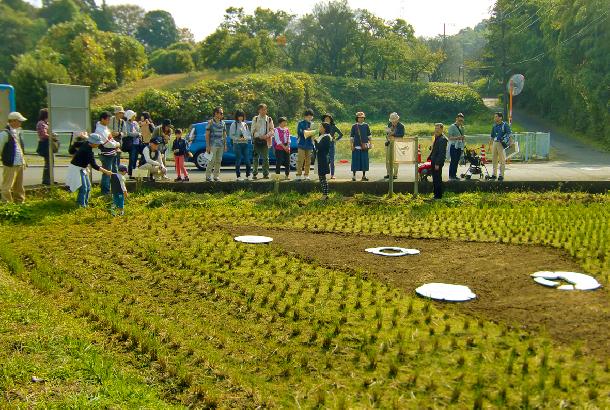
500, 8, 509, 118
443, 23, 447, 82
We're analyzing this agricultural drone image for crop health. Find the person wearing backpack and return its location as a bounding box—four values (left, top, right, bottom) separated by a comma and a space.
229, 110, 252, 181
489, 112, 511, 181
447, 113, 466, 180
1, 112, 27, 203
251, 103, 274, 180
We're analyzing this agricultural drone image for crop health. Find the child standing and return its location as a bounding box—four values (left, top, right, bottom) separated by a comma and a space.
273, 117, 291, 180
172, 129, 190, 182
305, 122, 332, 200
110, 164, 128, 216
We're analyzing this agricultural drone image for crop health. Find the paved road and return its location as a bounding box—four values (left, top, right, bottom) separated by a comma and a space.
17, 110, 610, 187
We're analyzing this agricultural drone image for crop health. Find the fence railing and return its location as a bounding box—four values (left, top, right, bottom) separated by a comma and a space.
464, 133, 551, 161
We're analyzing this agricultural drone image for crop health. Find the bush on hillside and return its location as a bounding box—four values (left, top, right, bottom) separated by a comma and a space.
95, 72, 485, 127
149, 49, 195, 75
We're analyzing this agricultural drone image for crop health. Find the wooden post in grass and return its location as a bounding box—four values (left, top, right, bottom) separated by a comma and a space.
414, 136, 419, 197
274, 174, 280, 195
388, 140, 395, 198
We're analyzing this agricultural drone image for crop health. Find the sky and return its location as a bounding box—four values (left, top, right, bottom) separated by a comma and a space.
26, 0, 495, 40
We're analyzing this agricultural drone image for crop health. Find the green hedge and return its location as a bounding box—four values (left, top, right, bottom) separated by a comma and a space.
94, 72, 485, 128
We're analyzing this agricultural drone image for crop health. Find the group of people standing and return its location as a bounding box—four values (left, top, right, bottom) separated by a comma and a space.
1, 103, 514, 207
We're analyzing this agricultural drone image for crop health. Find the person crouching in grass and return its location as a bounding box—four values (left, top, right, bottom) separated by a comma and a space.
111, 164, 128, 216
273, 117, 291, 180
172, 129, 191, 182
66, 133, 113, 208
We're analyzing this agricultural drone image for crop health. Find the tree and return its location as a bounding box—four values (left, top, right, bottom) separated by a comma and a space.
149, 49, 195, 74
9, 47, 71, 122
40, 0, 81, 26
178, 27, 196, 44
0, 2, 46, 81
107, 4, 145, 37
99, 32, 147, 85
136, 10, 179, 51
66, 34, 116, 92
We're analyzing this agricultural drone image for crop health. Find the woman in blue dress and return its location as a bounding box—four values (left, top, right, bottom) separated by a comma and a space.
350, 111, 371, 181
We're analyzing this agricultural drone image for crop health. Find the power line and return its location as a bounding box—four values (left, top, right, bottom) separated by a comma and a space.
512, 11, 609, 65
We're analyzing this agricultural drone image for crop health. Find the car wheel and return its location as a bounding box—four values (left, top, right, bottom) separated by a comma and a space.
195, 151, 209, 171
289, 152, 298, 170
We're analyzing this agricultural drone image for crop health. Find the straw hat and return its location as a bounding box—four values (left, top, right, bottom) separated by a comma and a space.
114, 106, 125, 114
355, 111, 366, 119
389, 112, 400, 122
7, 112, 27, 122
124, 110, 136, 120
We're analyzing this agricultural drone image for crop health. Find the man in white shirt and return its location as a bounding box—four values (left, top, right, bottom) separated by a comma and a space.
1, 112, 27, 203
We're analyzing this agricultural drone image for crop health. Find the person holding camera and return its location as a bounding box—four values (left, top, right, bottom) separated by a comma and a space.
384, 112, 405, 180
489, 112, 511, 181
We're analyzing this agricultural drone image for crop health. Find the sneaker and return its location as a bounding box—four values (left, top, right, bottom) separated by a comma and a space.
236, 176, 242, 182
284, 175, 291, 181
206, 177, 212, 182
213, 177, 221, 182
119, 210, 124, 216
321, 195, 329, 201
161, 175, 170, 181
498, 175, 504, 181
305, 176, 311, 181
489, 175, 497, 180
184, 177, 189, 182
174, 177, 182, 182
352, 176, 356, 181
263, 175, 270, 180
330, 176, 336, 180
361, 176, 369, 181
252, 175, 258, 180
295, 176, 302, 181
384, 175, 390, 179
393, 176, 398, 179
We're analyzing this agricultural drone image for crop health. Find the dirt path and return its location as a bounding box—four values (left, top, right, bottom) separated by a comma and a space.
225, 226, 609, 358
512, 108, 610, 165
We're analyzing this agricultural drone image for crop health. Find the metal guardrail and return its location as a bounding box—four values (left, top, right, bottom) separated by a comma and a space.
22, 130, 74, 156
463, 133, 550, 161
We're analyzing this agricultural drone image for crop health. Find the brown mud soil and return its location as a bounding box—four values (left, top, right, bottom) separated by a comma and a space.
224, 225, 610, 358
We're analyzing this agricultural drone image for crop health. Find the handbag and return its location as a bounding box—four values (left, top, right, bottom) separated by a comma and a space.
356, 124, 369, 151
52, 138, 59, 153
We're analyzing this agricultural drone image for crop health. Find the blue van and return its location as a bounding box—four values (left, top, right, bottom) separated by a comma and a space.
187, 120, 306, 171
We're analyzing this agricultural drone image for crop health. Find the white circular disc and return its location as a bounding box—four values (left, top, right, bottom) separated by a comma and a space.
530, 271, 601, 291
234, 235, 273, 244
365, 247, 420, 257
415, 283, 476, 302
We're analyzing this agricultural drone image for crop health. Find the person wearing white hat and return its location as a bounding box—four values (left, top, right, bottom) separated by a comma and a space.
384, 112, 405, 180
66, 133, 113, 207
1, 112, 27, 203
110, 106, 126, 169
123, 110, 141, 178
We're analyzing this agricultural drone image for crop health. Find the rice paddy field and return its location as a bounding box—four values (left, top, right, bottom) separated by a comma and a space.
0, 189, 608, 408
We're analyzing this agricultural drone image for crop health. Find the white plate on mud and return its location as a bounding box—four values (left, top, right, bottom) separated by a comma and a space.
531, 271, 601, 291
365, 247, 420, 257
234, 235, 273, 244
415, 283, 477, 302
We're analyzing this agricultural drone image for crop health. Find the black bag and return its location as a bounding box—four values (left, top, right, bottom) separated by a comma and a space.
122, 136, 134, 152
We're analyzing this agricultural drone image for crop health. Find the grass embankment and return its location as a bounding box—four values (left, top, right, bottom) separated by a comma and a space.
0, 190, 608, 408
92, 70, 243, 107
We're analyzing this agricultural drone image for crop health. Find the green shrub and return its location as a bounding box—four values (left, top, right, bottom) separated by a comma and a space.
97, 72, 486, 127
0, 203, 32, 222
149, 49, 195, 75
415, 83, 486, 118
